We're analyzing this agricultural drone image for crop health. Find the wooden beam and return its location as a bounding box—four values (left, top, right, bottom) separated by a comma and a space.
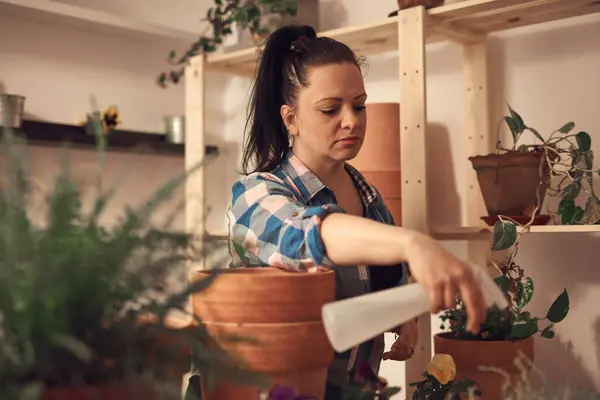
398, 5, 431, 396
185, 55, 206, 273
462, 40, 495, 275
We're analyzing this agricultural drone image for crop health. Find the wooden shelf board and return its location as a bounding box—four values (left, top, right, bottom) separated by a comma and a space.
205, 0, 600, 76
2, 120, 218, 157
432, 224, 600, 240
432, 0, 600, 34
0, 0, 196, 43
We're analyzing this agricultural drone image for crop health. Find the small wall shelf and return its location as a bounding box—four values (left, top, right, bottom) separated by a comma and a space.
2, 120, 218, 157
0, 0, 196, 43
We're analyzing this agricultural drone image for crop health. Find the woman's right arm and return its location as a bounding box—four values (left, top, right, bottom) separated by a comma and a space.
230, 174, 486, 333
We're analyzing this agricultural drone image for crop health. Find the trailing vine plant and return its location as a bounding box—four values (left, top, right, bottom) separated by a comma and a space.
158, 0, 299, 87
498, 104, 599, 226
440, 106, 578, 343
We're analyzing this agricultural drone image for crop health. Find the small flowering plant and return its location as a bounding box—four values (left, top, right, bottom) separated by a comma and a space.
343, 362, 402, 400
409, 354, 481, 400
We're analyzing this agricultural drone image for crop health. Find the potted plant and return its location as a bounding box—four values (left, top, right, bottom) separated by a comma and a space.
0, 109, 264, 399
434, 220, 570, 399
470, 105, 598, 225
158, 0, 320, 87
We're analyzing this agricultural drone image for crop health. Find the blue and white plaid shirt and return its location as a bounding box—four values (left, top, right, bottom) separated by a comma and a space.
226, 150, 409, 392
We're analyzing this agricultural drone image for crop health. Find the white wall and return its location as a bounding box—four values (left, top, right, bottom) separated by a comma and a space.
2, 0, 599, 397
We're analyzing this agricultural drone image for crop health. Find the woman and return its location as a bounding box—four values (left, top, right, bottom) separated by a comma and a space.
227, 25, 486, 399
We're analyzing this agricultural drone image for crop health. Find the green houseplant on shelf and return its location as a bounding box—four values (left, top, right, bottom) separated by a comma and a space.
434, 219, 570, 399
469, 104, 599, 227
0, 103, 266, 399
158, 0, 302, 87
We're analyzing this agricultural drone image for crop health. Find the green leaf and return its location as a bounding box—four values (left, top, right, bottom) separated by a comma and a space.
541, 324, 555, 339
510, 315, 538, 339
168, 50, 176, 59
576, 131, 592, 152
492, 220, 518, 251
516, 277, 534, 309
558, 121, 575, 134
504, 116, 522, 144
558, 198, 584, 225
507, 104, 525, 132
562, 182, 581, 201
494, 275, 510, 294
546, 289, 570, 323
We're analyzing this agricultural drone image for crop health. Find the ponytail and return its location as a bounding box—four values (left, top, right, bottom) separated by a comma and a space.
241, 25, 363, 174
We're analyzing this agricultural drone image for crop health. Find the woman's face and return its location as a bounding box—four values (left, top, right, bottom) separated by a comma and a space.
281, 62, 367, 165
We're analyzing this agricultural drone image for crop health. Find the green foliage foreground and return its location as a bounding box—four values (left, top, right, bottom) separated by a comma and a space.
0, 104, 266, 399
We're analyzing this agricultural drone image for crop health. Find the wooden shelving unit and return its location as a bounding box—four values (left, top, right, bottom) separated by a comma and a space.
0, 0, 196, 43
184, 0, 600, 392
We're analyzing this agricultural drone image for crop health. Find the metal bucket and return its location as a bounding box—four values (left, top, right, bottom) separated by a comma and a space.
0, 93, 26, 128
165, 115, 185, 144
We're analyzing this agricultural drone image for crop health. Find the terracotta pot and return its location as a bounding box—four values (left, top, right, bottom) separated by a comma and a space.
397, 0, 444, 10
192, 267, 336, 400
469, 151, 550, 217
434, 333, 535, 400
349, 102, 402, 225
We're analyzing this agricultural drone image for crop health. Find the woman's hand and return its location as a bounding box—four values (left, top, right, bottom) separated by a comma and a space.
404, 232, 486, 334
383, 319, 418, 361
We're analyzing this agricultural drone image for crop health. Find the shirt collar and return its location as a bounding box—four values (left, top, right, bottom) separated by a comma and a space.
279, 150, 379, 204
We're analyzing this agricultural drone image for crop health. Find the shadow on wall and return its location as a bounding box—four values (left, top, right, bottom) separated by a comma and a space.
426, 123, 461, 227
518, 233, 600, 391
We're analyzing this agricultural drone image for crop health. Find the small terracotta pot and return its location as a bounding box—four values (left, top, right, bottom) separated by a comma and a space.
433, 333, 535, 400
192, 267, 336, 400
397, 0, 444, 10
469, 151, 550, 217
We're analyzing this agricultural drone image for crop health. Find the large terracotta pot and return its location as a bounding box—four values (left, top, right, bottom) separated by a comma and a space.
349, 102, 402, 225
433, 333, 535, 400
192, 267, 335, 400
469, 150, 550, 217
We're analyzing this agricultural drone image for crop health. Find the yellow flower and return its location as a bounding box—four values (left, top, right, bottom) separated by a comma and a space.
426, 354, 456, 385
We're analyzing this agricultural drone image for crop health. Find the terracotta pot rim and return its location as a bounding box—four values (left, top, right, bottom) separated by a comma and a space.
193, 267, 335, 278
434, 332, 534, 344
200, 320, 325, 328
468, 150, 544, 161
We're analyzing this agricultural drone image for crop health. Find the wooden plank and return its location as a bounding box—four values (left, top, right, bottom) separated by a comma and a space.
184, 55, 206, 273
482, 0, 600, 31
431, 0, 540, 19
461, 40, 495, 276
431, 224, 600, 240
0, 0, 195, 42
398, 6, 431, 397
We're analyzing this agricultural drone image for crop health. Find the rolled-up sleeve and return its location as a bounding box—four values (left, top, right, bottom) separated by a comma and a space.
228, 173, 344, 271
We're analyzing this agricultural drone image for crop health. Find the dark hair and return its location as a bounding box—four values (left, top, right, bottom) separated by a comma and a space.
240, 25, 365, 174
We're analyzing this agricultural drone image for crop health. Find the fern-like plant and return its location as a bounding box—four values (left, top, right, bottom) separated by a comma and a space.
0, 98, 265, 399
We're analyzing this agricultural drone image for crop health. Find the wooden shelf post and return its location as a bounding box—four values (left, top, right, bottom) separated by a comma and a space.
185, 55, 206, 273
398, 5, 431, 395
462, 40, 494, 274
